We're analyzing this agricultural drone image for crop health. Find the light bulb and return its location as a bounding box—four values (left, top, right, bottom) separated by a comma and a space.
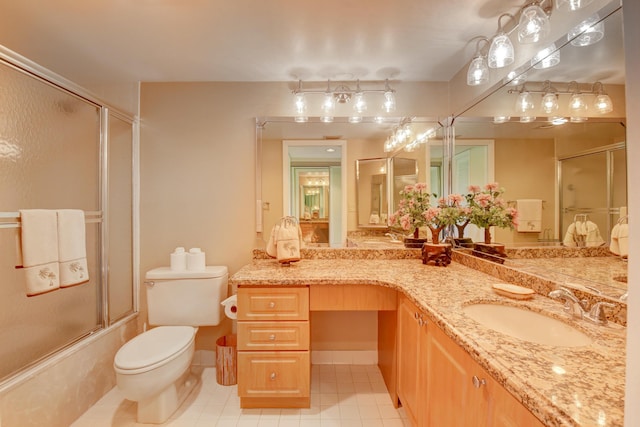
541, 92, 559, 114
383, 90, 396, 113
594, 94, 613, 114
518, 4, 550, 44
515, 91, 536, 114
467, 55, 489, 86
488, 33, 515, 68
353, 92, 367, 113
294, 93, 307, 123
320, 92, 335, 123
568, 13, 604, 47
569, 92, 588, 122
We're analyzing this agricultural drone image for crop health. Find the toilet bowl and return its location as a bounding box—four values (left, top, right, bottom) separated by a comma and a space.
114, 266, 228, 423
114, 326, 197, 423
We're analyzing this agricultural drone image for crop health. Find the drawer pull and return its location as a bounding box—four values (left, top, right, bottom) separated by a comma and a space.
472, 375, 486, 388
269, 334, 276, 341
269, 301, 276, 309
270, 372, 277, 380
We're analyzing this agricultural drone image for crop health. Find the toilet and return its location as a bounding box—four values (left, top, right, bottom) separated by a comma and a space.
114, 266, 228, 424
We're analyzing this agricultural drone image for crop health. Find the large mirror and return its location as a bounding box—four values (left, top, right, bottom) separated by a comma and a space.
451, 1, 626, 300
259, 118, 443, 247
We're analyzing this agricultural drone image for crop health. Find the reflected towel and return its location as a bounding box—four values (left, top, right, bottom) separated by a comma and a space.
57, 209, 89, 287
617, 223, 628, 258
609, 223, 620, 255
19, 209, 60, 296
516, 199, 542, 232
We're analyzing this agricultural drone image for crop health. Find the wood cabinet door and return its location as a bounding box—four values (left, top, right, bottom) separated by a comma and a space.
487, 377, 545, 427
397, 296, 426, 427
425, 321, 490, 427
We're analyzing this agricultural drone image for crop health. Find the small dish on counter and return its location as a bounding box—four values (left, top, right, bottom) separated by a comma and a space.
491, 283, 535, 300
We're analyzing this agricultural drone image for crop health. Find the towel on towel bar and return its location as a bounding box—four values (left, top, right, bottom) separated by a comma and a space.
57, 209, 89, 287
516, 199, 542, 232
19, 209, 60, 296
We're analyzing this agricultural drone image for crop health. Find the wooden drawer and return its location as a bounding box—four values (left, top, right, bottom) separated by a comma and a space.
238, 351, 310, 398
237, 287, 309, 321
237, 321, 309, 351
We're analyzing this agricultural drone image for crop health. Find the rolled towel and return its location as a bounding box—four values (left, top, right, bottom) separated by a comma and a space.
57, 209, 89, 287
19, 209, 60, 296
609, 223, 620, 255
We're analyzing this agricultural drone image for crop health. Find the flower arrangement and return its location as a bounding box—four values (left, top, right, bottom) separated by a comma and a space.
466, 182, 518, 244
389, 183, 432, 238
389, 183, 466, 244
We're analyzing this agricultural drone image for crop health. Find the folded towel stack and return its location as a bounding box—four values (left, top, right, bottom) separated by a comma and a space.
266, 216, 303, 265
19, 209, 89, 296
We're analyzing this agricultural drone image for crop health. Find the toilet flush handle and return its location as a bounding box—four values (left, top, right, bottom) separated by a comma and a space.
144, 280, 155, 287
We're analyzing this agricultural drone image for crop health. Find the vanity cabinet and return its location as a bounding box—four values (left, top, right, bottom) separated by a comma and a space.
397, 295, 429, 426
397, 294, 544, 427
237, 286, 310, 408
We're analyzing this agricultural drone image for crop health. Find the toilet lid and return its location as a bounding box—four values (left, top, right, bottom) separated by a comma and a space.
114, 326, 195, 371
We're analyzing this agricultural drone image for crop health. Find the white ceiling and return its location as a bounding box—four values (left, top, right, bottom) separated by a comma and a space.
0, 0, 524, 86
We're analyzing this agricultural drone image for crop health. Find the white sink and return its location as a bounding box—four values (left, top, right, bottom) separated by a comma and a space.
462, 303, 592, 347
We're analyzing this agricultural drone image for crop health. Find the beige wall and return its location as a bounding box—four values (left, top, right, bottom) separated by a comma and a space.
493, 138, 556, 244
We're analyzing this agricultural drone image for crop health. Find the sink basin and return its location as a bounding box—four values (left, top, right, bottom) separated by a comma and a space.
462, 303, 592, 347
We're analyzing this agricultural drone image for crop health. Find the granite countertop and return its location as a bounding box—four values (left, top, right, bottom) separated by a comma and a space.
230, 257, 626, 427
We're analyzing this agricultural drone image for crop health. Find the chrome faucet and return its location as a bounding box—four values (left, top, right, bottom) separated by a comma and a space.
549, 287, 615, 325
548, 287, 588, 318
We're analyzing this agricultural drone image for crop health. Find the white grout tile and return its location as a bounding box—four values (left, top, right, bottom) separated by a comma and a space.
72, 364, 401, 427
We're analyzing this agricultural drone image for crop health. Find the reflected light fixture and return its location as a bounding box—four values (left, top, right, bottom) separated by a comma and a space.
518, 2, 551, 44
515, 87, 537, 115
382, 80, 396, 113
493, 115, 511, 124
506, 70, 527, 86
592, 82, 613, 114
555, 0, 594, 11
568, 81, 588, 122
488, 14, 516, 68
531, 43, 560, 69
568, 13, 604, 47
466, 38, 490, 86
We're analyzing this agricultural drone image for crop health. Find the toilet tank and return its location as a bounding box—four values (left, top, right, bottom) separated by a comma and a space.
144, 266, 228, 326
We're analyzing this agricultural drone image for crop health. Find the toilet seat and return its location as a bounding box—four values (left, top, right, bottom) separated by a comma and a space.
114, 326, 195, 375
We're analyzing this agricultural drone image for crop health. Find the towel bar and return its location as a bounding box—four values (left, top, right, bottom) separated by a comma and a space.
0, 210, 102, 229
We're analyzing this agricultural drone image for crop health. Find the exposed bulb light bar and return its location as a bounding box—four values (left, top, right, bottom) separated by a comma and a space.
292, 79, 396, 121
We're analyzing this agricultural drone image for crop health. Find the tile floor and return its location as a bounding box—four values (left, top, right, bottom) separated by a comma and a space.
72, 364, 411, 427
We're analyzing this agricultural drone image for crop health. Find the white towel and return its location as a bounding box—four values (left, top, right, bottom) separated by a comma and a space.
617, 223, 628, 258
19, 209, 60, 296
516, 199, 542, 232
609, 223, 620, 255
584, 220, 605, 247
57, 209, 89, 287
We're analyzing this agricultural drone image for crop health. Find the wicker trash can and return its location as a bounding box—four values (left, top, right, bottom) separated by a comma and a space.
215, 334, 237, 386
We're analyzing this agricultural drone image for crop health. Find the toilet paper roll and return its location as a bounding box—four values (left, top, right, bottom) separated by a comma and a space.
221, 294, 238, 320
170, 247, 187, 271
186, 248, 206, 271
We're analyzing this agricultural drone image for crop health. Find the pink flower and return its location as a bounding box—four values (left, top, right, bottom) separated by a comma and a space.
475, 193, 492, 207
404, 184, 415, 193
400, 214, 412, 231
422, 207, 441, 222
448, 193, 464, 205
485, 182, 499, 191
468, 185, 481, 193
414, 182, 427, 192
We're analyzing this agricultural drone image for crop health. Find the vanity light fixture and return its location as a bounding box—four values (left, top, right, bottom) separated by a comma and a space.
532, 43, 560, 69
466, 38, 490, 86
517, 2, 551, 44
555, 0, 594, 12
592, 82, 613, 114
568, 13, 604, 46
292, 79, 396, 123
488, 14, 516, 69
383, 118, 414, 153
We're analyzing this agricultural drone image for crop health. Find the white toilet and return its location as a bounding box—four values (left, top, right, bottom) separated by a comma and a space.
114, 266, 228, 424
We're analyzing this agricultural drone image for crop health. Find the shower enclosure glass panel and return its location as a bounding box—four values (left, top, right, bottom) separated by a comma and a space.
560, 146, 627, 244
108, 113, 134, 323
0, 60, 102, 382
